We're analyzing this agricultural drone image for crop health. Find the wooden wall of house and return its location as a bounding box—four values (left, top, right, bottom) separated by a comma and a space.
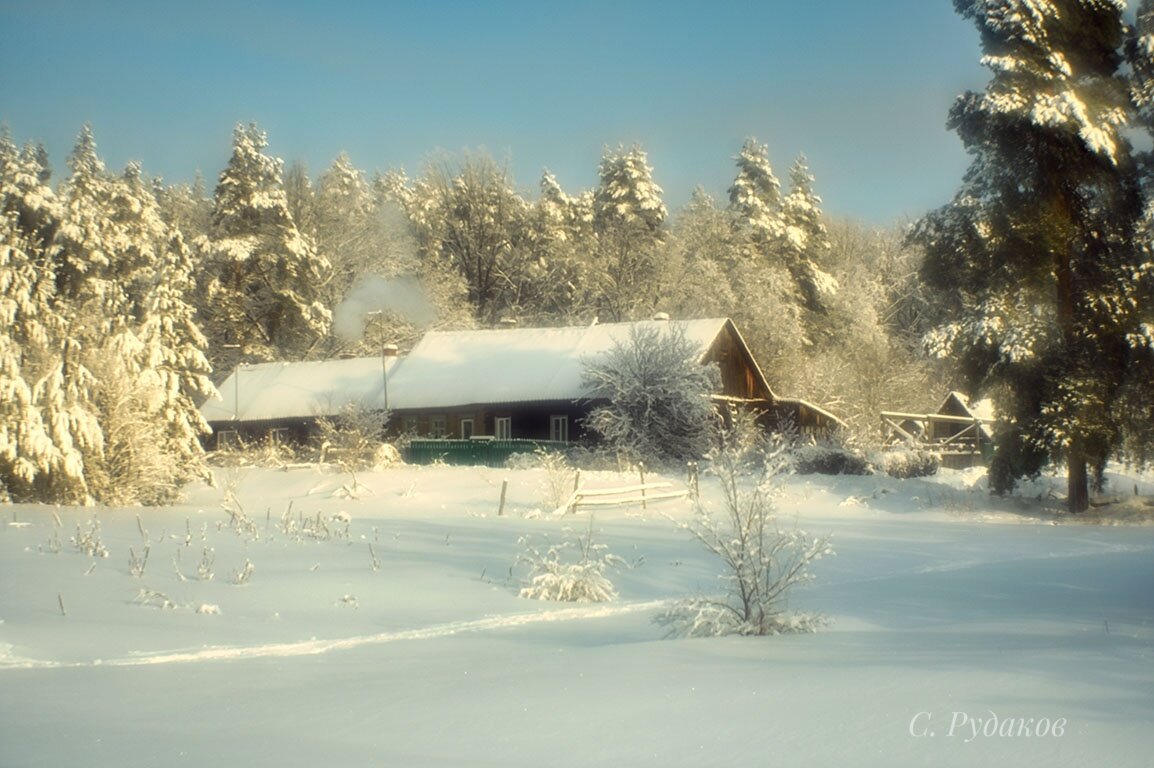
704, 322, 773, 401
206, 418, 317, 450
391, 401, 601, 443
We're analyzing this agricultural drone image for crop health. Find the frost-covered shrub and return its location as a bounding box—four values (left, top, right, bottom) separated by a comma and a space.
582, 323, 720, 465
791, 443, 871, 475
208, 434, 299, 468
877, 449, 939, 479
535, 447, 577, 511
517, 519, 624, 602
659, 598, 829, 638
317, 404, 391, 470
660, 414, 833, 637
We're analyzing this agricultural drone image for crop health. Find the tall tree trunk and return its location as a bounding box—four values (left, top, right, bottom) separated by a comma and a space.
1067, 447, 1090, 514
1052, 182, 1088, 515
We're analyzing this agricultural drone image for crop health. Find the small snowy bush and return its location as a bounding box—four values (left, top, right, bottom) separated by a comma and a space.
517, 518, 624, 602
791, 443, 871, 476
877, 448, 939, 479
317, 403, 390, 470
535, 447, 577, 512
661, 414, 833, 637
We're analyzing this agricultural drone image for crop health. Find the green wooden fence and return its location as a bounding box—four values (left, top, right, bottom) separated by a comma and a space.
405, 439, 569, 467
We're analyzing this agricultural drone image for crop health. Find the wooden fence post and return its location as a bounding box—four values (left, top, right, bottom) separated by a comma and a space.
570, 469, 581, 514
639, 462, 647, 510
497, 479, 508, 517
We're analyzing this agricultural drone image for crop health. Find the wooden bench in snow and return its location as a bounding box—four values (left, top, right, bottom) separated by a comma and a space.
555, 481, 689, 515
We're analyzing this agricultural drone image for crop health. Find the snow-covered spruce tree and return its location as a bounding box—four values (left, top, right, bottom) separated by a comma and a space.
81, 164, 216, 504
197, 123, 331, 372
581, 322, 720, 464
659, 412, 833, 637
591, 145, 668, 321
910, 0, 1149, 512
778, 155, 839, 318
727, 137, 783, 248
34, 126, 115, 502
120, 170, 216, 499
0, 132, 91, 502
722, 139, 811, 370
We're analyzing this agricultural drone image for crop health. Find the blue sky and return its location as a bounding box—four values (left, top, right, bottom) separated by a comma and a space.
1, 0, 993, 224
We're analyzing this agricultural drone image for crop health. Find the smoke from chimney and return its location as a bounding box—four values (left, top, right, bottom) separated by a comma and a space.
332, 274, 438, 341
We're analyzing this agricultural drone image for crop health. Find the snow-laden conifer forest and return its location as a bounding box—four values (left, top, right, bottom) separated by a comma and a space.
2, 1, 1154, 764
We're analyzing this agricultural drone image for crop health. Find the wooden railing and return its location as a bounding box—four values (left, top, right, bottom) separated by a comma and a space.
553, 479, 689, 515
880, 411, 994, 456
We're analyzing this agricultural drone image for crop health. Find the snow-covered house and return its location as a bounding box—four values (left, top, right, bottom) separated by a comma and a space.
199, 355, 399, 449
199, 317, 843, 450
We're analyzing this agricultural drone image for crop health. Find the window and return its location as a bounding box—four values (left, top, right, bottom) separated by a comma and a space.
402, 416, 419, 435
495, 416, 512, 441
269, 428, 290, 446
550, 415, 569, 443
429, 415, 447, 438
460, 418, 474, 439
217, 430, 241, 450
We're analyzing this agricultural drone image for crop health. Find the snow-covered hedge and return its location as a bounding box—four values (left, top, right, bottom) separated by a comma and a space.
790, 443, 871, 476
876, 449, 939, 479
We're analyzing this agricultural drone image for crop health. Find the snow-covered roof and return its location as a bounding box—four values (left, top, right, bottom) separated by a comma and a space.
386, 318, 729, 410
200, 356, 398, 423
940, 391, 996, 422
199, 318, 730, 422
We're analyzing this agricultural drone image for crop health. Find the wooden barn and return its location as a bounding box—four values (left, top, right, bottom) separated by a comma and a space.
199, 317, 843, 454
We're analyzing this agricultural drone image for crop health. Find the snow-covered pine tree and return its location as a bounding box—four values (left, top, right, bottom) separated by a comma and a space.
0, 132, 85, 501
591, 145, 668, 321
778, 155, 838, 316
721, 140, 810, 372
197, 123, 332, 372
727, 137, 783, 247
911, 0, 1148, 512
84, 164, 215, 503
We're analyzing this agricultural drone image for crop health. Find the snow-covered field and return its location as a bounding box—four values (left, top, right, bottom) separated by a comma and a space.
1, 462, 1152, 767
